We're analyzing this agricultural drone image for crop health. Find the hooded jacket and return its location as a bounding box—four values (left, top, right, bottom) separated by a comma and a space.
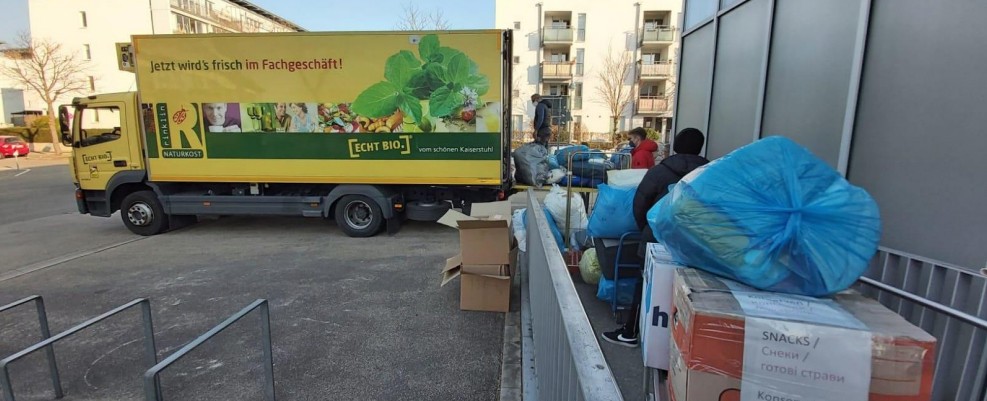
533, 99, 553, 132
632, 153, 710, 249
630, 139, 659, 169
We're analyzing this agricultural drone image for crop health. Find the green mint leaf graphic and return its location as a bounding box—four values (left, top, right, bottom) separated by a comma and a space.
399, 94, 423, 124
467, 75, 490, 96
437, 47, 464, 68
419, 34, 439, 61
469, 59, 479, 75
352, 82, 402, 118
384, 50, 421, 88
425, 63, 448, 90
447, 53, 470, 85
406, 70, 430, 100
429, 86, 465, 118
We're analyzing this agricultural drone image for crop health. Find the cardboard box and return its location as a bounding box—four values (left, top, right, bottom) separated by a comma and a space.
640, 243, 684, 370
441, 248, 518, 312
439, 201, 517, 312
670, 268, 937, 401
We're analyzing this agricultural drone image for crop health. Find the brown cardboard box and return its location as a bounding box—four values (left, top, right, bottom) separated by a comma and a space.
441, 248, 518, 312
669, 268, 937, 401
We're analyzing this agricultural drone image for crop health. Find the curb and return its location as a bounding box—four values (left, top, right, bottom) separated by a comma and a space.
499, 258, 523, 401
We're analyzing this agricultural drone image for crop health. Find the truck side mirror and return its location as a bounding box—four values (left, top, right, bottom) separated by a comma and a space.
58, 105, 73, 147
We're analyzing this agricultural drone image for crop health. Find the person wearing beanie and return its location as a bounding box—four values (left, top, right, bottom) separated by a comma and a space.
602, 127, 709, 348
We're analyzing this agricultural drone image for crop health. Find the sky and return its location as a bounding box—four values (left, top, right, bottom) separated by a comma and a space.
0, 0, 494, 43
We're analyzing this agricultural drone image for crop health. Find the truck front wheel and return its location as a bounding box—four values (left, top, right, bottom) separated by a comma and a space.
334, 195, 383, 237
121, 190, 169, 236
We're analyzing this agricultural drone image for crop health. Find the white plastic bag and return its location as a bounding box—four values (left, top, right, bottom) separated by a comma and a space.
545, 184, 588, 231
546, 168, 566, 184
512, 209, 527, 252
607, 169, 647, 188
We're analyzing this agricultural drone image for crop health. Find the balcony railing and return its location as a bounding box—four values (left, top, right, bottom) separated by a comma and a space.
542, 62, 574, 79
637, 96, 670, 113
543, 27, 574, 43
640, 61, 672, 78
641, 26, 675, 44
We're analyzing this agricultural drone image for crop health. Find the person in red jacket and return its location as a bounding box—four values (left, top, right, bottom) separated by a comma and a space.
628, 127, 658, 169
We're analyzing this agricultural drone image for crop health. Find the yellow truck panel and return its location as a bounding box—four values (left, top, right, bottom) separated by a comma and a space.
133, 31, 507, 185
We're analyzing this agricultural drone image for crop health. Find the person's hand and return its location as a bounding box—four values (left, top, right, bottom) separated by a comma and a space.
224, 126, 242, 133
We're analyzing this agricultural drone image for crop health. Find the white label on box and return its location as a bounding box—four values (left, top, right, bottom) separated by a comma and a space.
741, 317, 871, 401
732, 292, 866, 330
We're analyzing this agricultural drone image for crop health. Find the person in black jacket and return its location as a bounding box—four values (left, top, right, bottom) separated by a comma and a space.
531, 94, 553, 145
602, 128, 709, 348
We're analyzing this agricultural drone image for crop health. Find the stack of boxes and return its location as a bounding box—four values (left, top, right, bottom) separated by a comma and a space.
640, 244, 938, 400
439, 201, 517, 313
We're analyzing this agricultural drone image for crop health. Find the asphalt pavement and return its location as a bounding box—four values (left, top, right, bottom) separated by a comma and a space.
0, 162, 505, 400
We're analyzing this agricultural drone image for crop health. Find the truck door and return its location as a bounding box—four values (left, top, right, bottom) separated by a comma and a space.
73, 103, 134, 190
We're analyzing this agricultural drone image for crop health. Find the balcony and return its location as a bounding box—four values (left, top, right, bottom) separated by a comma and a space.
542, 27, 574, 44
541, 61, 574, 80
641, 26, 675, 45
637, 96, 671, 115
639, 61, 673, 79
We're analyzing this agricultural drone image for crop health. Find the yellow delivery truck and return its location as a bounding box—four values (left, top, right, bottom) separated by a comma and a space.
57, 30, 514, 237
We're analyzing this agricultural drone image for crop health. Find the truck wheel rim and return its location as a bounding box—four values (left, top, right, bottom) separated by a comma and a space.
128, 203, 154, 227
344, 201, 373, 230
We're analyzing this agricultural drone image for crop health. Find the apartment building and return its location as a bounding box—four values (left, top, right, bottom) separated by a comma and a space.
496, 0, 681, 142
0, 0, 302, 119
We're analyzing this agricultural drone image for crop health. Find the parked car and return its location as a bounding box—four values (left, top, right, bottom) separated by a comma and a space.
0, 136, 30, 158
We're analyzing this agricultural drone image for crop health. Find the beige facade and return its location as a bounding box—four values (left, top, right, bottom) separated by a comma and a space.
1, 0, 302, 119
496, 0, 681, 142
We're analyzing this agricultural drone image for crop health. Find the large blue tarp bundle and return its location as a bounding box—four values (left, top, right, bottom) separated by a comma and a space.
648, 137, 881, 296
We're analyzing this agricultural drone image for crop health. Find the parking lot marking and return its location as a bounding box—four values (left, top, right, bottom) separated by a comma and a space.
0, 237, 148, 283
14, 168, 31, 177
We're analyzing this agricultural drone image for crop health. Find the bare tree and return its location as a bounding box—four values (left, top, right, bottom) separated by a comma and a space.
0, 33, 90, 155
594, 43, 634, 139
395, 3, 450, 31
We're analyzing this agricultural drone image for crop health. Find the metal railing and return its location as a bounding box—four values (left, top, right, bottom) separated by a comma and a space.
640, 27, 675, 43
639, 61, 673, 78
525, 189, 624, 401
1, 298, 158, 401
543, 27, 574, 43
637, 96, 671, 114
857, 248, 987, 401
0, 296, 60, 398
542, 61, 574, 79
143, 299, 275, 401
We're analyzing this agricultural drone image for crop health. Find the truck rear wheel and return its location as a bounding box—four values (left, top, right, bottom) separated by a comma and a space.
335, 195, 383, 237
405, 200, 451, 222
121, 190, 169, 236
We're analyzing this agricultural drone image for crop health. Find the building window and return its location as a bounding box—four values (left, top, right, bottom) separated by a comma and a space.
512, 114, 524, 133
88, 76, 96, 92
575, 49, 584, 76
576, 14, 586, 42
513, 21, 521, 30
174, 13, 208, 34
573, 82, 582, 110
80, 11, 87, 28
513, 56, 520, 64
83, 44, 91, 60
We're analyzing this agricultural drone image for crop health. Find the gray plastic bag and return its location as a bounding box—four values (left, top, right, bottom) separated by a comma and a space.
513, 142, 550, 188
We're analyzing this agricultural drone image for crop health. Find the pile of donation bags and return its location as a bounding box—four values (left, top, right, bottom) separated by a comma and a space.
512, 143, 615, 188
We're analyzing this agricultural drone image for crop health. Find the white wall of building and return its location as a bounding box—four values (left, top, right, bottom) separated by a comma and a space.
496, 0, 681, 141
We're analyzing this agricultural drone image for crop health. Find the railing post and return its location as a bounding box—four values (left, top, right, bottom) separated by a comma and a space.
34, 298, 62, 399
260, 301, 276, 401
139, 300, 161, 401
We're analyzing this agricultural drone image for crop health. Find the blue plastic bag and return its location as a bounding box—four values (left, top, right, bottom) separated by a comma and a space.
556, 145, 590, 168
560, 175, 604, 188
596, 276, 639, 305
547, 155, 561, 170
543, 206, 566, 252
649, 137, 881, 296
587, 184, 639, 239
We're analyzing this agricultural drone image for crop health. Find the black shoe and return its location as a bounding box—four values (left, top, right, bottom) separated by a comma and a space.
602, 328, 638, 348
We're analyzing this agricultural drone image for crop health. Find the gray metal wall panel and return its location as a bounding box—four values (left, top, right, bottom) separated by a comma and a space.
685, 0, 718, 29
848, 0, 987, 269
675, 25, 715, 138
760, 0, 861, 167
707, 0, 769, 159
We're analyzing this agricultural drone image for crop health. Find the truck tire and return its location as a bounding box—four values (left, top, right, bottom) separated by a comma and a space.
121, 190, 169, 236
335, 195, 383, 237
405, 200, 451, 222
